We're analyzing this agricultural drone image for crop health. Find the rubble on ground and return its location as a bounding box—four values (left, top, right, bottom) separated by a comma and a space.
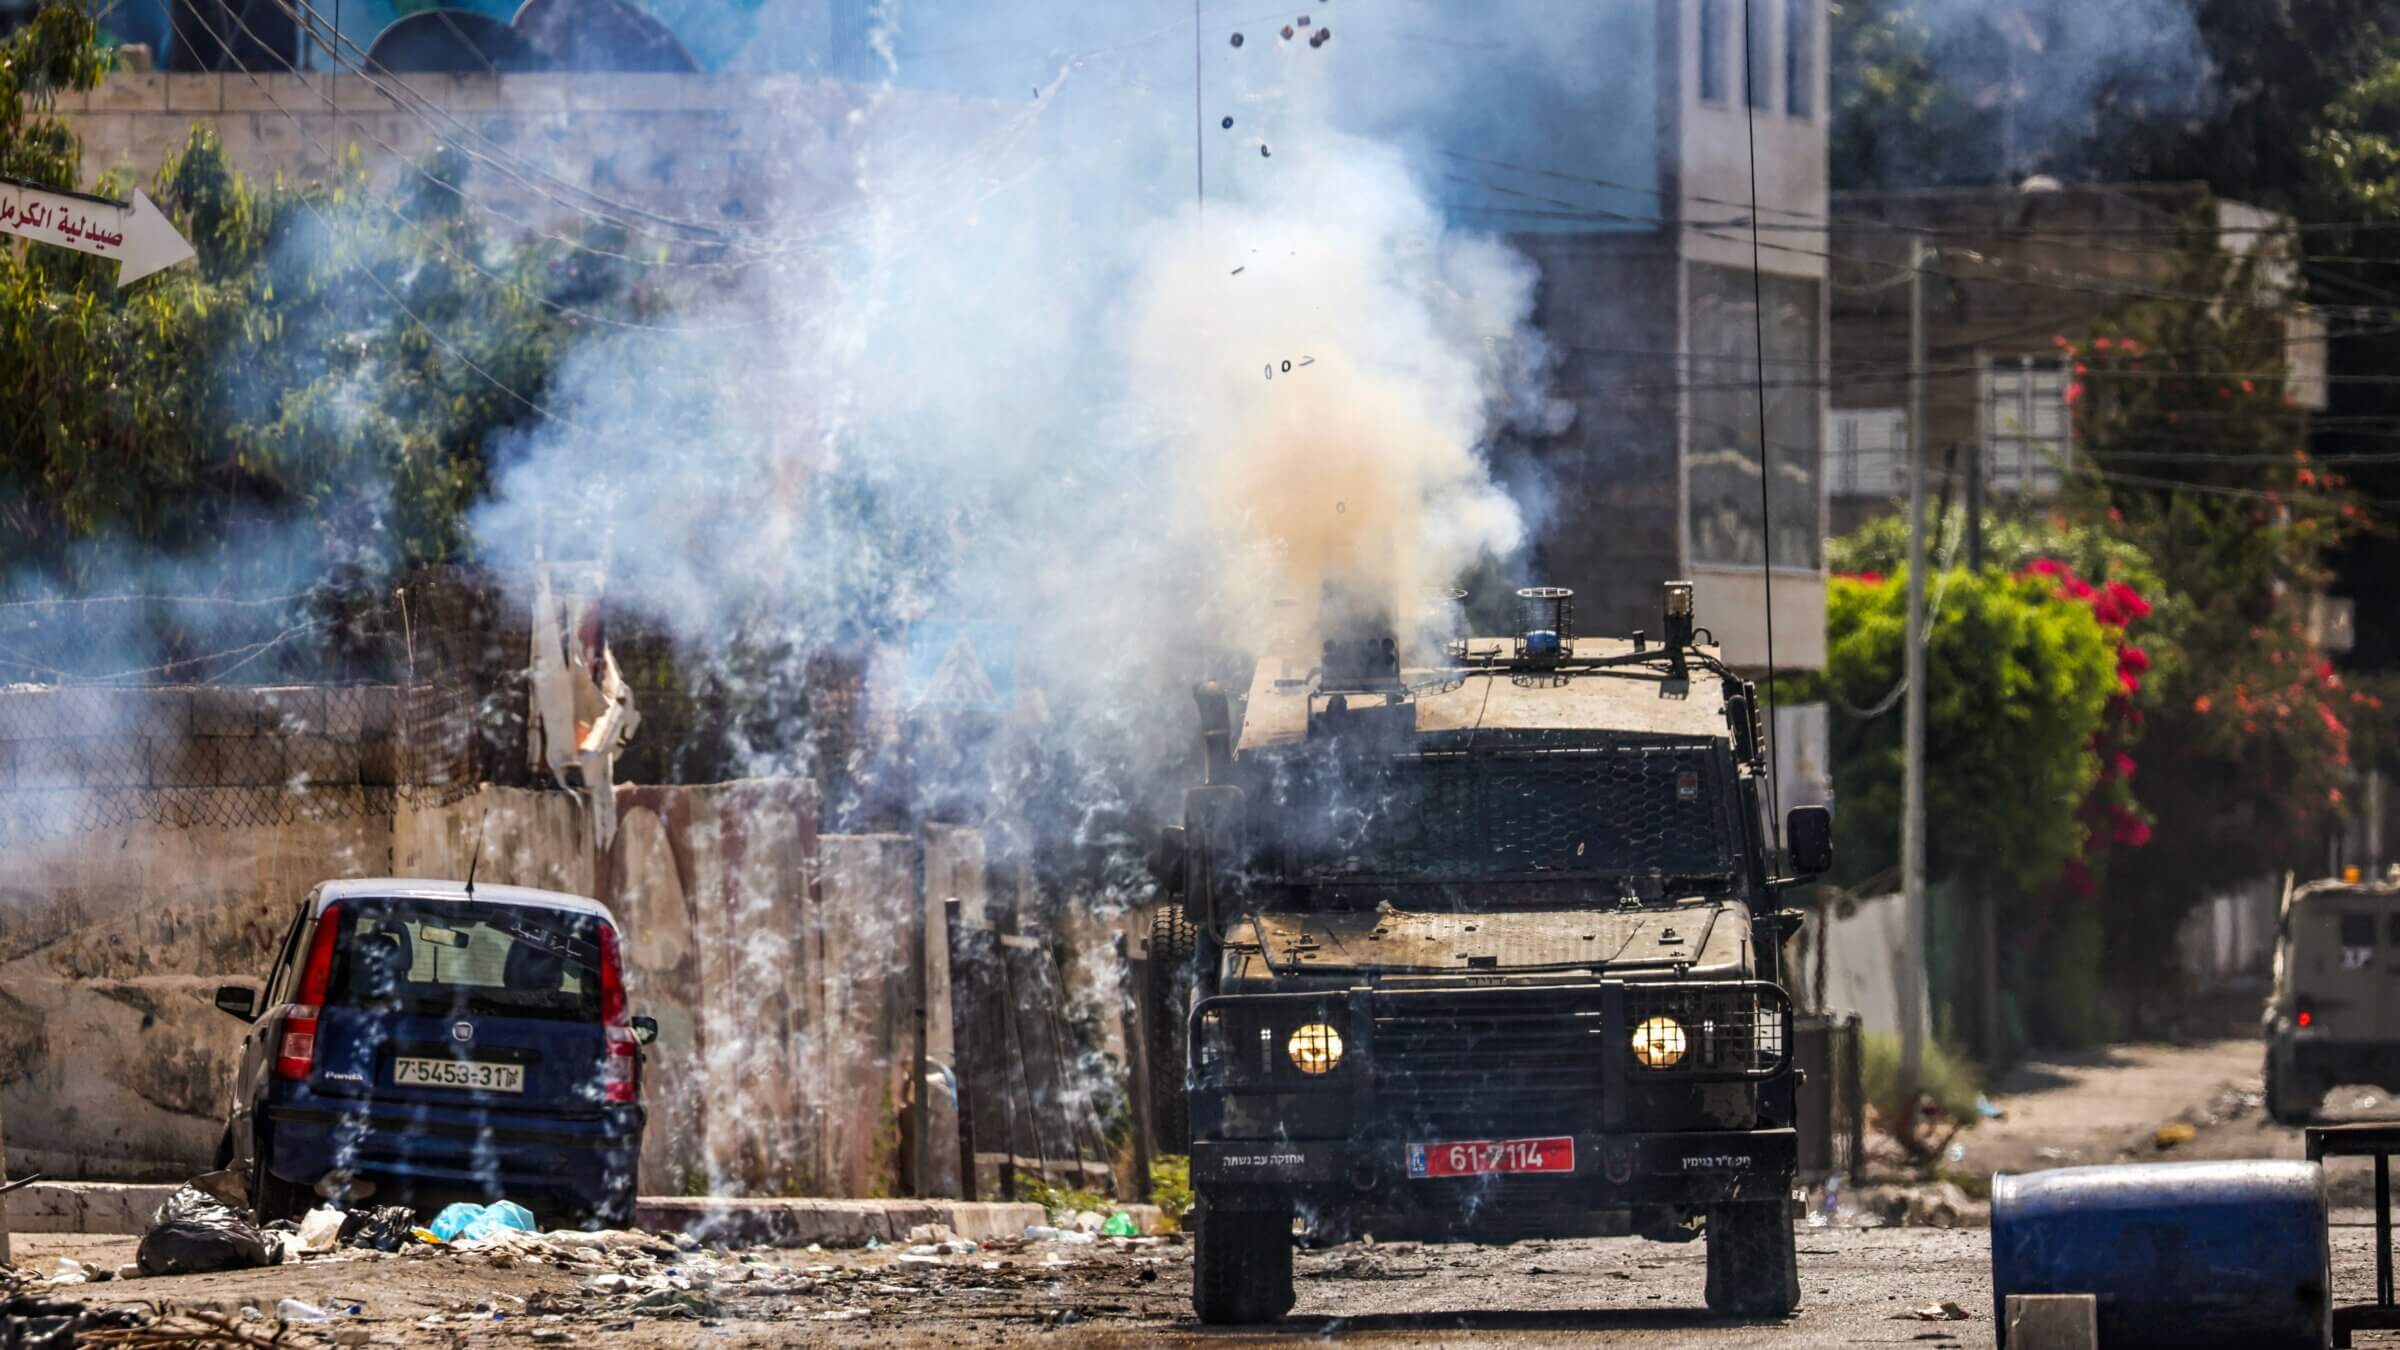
1813, 1179, 1991, 1229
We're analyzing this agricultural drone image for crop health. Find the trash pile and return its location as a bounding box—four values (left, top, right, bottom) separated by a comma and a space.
36, 1180, 1184, 1337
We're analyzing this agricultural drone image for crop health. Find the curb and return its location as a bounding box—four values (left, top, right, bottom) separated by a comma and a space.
2, 1182, 180, 1235
6, 1184, 1166, 1245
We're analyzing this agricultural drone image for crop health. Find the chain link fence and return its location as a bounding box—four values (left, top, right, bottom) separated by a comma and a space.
0, 568, 889, 845
0, 568, 522, 844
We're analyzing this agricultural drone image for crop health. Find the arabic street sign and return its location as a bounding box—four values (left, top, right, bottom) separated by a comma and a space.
0, 176, 194, 286
906, 622, 1016, 713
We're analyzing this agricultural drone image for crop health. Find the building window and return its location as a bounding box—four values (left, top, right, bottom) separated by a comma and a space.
1785, 0, 1813, 118
1831, 408, 1907, 498
1699, 0, 1728, 104
1746, 0, 1773, 110
1688, 265, 1823, 569
1983, 356, 2071, 494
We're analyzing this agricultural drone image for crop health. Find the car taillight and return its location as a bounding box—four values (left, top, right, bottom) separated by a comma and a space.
599, 922, 637, 1104
277, 903, 342, 1081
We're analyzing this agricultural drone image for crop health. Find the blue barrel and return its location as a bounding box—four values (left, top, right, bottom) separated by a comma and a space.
1991, 1160, 2328, 1348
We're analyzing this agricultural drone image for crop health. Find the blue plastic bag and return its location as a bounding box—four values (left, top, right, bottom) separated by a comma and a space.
426, 1200, 538, 1242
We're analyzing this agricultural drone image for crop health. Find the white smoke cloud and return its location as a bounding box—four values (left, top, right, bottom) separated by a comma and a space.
470, 11, 1561, 813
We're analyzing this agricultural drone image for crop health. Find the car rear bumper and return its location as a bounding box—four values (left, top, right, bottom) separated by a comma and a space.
262, 1093, 643, 1203
1192, 1127, 1796, 1241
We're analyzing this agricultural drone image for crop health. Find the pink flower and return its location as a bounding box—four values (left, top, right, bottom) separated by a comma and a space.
2119, 645, 2151, 675
2114, 753, 2138, 780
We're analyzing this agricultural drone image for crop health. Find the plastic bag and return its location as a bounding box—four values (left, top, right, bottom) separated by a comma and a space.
425, 1200, 538, 1243
338, 1205, 421, 1252
135, 1185, 282, 1277
296, 1207, 346, 1253
1101, 1212, 1138, 1238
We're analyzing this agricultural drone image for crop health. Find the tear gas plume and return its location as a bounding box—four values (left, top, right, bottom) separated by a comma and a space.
471, 6, 1567, 826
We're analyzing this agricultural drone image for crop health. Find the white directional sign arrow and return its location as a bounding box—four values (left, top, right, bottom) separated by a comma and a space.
0, 176, 195, 286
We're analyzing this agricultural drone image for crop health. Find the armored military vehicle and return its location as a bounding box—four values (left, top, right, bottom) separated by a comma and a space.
2265, 869, 2400, 1125
1144, 582, 1829, 1324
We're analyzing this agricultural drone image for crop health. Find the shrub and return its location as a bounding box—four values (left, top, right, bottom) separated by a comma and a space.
1860, 1030, 1981, 1131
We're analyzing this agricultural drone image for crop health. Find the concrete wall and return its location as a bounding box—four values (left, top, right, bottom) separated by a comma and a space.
0, 759, 957, 1199
53, 71, 991, 232
1793, 891, 1917, 1039
0, 801, 394, 1180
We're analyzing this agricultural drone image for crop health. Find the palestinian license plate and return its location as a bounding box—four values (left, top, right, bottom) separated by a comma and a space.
1406, 1136, 1574, 1179
393, 1057, 525, 1093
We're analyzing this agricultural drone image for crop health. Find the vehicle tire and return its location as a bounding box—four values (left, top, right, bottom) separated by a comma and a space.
250, 1135, 312, 1226
1191, 1194, 1294, 1325
1704, 1200, 1800, 1318
2266, 1050, 2316, 1126
1145, 904, 1198, 1153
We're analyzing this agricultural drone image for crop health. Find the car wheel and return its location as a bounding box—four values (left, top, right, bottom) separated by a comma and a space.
251, 1136, 312, 1226
1704, 1200, 1800, 1318
1144, 905, 1198, 1153
1191, 1193, 1294, 1325
2265, 1050, 2316, 1126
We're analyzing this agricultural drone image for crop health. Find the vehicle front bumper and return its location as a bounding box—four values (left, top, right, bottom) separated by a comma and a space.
262, 1090, 642, 1203
1192, 1127, 1796, 1207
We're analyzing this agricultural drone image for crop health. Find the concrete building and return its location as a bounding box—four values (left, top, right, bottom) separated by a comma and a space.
1826, 181, 2328, 537
1482, 0, 1830, 690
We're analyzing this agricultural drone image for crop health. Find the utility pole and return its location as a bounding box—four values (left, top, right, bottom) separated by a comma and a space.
1, 1095, 11, 1266
1964, 438, 1985, 573
1898, 236, 1931, 1138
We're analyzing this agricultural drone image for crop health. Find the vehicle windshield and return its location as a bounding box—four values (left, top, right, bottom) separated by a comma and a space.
323, 901, 605, 1023
1251, 742, 1739, 888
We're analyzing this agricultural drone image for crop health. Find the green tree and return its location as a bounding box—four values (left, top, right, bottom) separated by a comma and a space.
0, 4, 649, 624
1804, 569, 2119, 896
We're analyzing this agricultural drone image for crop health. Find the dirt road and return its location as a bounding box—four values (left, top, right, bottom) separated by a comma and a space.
16, 1027, 2400, 1346
17, 1214, 2400, 1347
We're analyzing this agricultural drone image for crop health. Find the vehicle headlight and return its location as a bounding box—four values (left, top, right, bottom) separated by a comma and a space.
1286, 1022, 1344, 1075
1632, 1015, 1688, 1069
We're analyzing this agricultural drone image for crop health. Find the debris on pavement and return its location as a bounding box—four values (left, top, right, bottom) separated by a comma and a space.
427, 1201, 538, 1243
1899, 1300, 1973, 1321
297, 1208, 346, 1254
276, 1297, 331, 1324
135, 1185, 282, 1277
1, 1294, 147, 1349
339, 1206, 421, 1253
2153, 1122, 2197, 1149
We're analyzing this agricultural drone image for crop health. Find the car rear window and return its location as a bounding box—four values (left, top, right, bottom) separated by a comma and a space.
324, 901, 604, 1023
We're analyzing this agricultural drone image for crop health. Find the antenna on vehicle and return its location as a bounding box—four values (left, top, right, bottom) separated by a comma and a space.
1740, 0, 1784, 853
466, 813, 487, 898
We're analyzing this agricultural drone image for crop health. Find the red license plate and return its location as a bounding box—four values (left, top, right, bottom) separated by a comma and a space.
1406, 1136, 1575, 1179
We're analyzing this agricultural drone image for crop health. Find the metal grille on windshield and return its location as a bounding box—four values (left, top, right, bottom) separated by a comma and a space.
1264, 743, 1736, 883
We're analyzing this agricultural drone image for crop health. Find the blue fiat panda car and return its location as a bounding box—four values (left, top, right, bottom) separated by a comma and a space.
213, 879, 655, 1226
